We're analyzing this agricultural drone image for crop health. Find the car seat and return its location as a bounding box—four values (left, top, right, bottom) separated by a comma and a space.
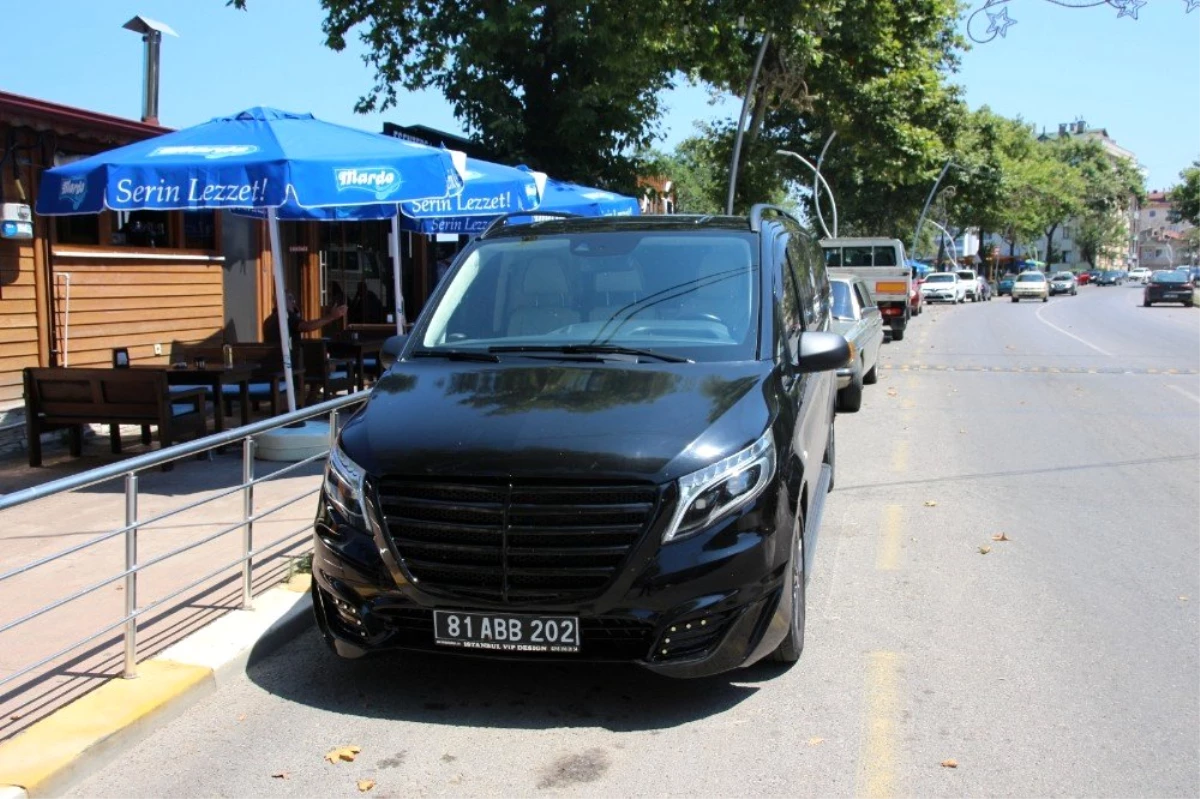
506, 254, 581, 336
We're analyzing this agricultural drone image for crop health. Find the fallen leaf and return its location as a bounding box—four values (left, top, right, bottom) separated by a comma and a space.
941, 759, 958, 768
9, 713, 22, 721
992, 532, 1010, 542
923, 500, 938, 507
1180, 595, 1190, 602
237, 713, 246, 722
1005, 345, 1015, 350
887, 388, 898, 397
958, 429, 966, 434
978, 546, 992, 555
357, 779, 376, 792
325, 746, 361, 764
271, 772, 289, 780
807, 737, 825, 746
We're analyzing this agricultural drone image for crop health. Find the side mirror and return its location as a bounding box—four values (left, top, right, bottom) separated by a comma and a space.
796, 331, 852, 374
380, 334, 408, 370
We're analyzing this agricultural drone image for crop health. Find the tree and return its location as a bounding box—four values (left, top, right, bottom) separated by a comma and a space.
1168, 161, 1200, 226
229, 0, 688, 191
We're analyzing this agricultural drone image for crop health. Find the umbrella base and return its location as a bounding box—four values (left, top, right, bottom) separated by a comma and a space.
255, 421, 329, 462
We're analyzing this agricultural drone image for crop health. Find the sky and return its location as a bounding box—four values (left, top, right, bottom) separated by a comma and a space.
0, 0, 1196, 190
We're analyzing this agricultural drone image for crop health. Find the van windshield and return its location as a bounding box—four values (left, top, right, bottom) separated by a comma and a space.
417, 230, 761, 363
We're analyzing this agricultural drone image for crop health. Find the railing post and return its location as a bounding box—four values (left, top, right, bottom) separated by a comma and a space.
241, 437, 255, 610
123, 471, 139, 678
329, 408, 339, 447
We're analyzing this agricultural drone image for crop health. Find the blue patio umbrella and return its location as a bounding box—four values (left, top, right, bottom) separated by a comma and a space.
518, 172, 640, 218
35, 107, 465, 412
397, 157, 546, 235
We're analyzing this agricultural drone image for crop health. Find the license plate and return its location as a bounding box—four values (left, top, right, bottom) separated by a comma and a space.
876, 281, 907, 294
433, 610, 581, 653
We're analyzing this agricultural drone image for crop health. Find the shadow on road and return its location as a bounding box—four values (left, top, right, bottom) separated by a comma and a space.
245, 618, 785, 732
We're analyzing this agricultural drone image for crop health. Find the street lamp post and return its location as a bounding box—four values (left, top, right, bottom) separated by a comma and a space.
776, 149, 838, 239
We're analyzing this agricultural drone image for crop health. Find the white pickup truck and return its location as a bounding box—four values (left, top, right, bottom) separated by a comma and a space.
822, 237, 912, 341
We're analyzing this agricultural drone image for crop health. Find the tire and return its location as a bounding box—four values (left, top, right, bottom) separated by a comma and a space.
1183, 301, 1193, 308
837, 364, 864, 412
1012, 297, 1019, 303
1042, 295, 1048, 303
863, 360, 879, 385
770, 509, 806, 663
1071, 288, 1077, 296
891, 325, 905, 342
1144, 299, 1152, 307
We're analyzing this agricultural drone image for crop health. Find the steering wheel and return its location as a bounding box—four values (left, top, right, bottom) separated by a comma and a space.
675, 312, 723, 324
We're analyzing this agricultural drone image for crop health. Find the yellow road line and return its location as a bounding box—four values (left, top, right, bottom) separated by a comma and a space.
858, 651, 902, 798
890, 440, 909, 474
877, 504, 903, 571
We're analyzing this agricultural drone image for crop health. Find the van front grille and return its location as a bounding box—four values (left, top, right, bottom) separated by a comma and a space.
375, 478, 660, 603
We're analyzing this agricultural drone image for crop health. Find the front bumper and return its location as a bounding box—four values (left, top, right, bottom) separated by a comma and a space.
310, 483, 793, 679
921, 291, 956, 303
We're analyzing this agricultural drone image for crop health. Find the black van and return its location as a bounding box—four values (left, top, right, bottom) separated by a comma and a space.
313, 205, 849, 678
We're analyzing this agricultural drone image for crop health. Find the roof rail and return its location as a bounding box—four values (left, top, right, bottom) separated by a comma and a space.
749, 203, 799, 232
478, 211, 580, 239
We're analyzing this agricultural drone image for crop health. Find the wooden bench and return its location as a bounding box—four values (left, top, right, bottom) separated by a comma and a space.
23, 367, 208, 468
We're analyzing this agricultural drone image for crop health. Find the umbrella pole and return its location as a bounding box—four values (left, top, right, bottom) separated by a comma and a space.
391, 213, 405, 335
267, 208, 298, 413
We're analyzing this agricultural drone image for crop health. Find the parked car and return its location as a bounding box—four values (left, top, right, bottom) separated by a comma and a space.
1074, 270, 1091, 286
909, 280, 924, 316
1086, 269, 1102, 284
977, 276, 993, 301
1127, 266, 1152, 284
920, 272, 964, 303
312, 206, 852, 678
1143, 270, 1197, 307
1049, 271, 1078, 296
830, 276, 884, 412
1011, 271, 1049, 302
1095, 270, 1123, 286
956, 269, 981, 301
997, 275, 1016, 296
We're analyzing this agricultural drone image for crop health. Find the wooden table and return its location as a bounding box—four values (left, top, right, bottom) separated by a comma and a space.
326, 338, 384, 391
131, 363, 254, 435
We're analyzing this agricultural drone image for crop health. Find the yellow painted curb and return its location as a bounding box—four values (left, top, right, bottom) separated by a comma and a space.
0, 660, 213, 796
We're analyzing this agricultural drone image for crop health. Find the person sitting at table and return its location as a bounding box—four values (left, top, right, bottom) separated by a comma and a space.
263, 291, 348, 344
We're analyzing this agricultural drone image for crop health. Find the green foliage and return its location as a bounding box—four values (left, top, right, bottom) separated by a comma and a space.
1168, 162, 1200, 226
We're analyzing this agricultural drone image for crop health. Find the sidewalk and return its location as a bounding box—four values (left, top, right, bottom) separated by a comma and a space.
0, 430, 324, 743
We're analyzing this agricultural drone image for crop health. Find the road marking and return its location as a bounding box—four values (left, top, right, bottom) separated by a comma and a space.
877, 505, 903, 571
1167, 384, 1200, 404
858, 651, 902, 798
1034, 304, 1114, 357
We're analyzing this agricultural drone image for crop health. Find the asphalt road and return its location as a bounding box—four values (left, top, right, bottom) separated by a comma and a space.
67, 282, 1200, 799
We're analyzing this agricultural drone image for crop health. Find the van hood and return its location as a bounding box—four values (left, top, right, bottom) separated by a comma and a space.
338, 358, 774, 483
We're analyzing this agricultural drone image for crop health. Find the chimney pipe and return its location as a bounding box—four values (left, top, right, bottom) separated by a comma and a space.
123, 16, 177, 126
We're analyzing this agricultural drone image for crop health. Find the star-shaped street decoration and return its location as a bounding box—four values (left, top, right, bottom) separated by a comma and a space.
1116, 0, 1147, 19
1185, 0, 1199, 13
986, 5, 1017, 37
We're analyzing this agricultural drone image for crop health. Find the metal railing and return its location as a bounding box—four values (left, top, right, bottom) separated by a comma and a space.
0, 393, 366, 689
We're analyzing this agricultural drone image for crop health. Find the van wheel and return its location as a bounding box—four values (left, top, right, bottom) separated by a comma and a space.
770, 511, 806, 663
837, 367, 863, 412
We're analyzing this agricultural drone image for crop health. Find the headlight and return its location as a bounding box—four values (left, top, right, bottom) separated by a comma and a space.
324, 440, 369, 525
663, 429, 776, 543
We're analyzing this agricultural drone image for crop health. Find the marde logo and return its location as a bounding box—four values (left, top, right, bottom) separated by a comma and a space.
334, 167, 402, 199
59, 177, 87, 209
148, 145, 259, 160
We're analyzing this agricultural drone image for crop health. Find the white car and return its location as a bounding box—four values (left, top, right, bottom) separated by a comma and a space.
1128, 267, 1152, 284
920, 272, 964, 303
1011, 271, 1049, 302
956, 269, 980, 301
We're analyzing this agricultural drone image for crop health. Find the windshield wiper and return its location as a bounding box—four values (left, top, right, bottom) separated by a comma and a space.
488, 344, 692, 363
410, 348, 500, 363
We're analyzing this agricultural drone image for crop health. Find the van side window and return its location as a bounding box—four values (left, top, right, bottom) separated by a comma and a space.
785, 237, 816, 328
824, 248, 843, 267
779, 242, 805, 363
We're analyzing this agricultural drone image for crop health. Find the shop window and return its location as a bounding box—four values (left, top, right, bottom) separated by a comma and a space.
110, 210, 173, 248
183, 211, 217, 250
55, 214, 100, 245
